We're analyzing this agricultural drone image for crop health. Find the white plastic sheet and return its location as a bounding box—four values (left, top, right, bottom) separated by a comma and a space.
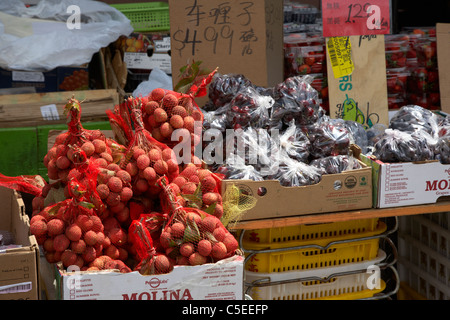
0, 0, 133, 71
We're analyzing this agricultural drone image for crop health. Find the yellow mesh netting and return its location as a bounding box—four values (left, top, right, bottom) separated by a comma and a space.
221, 184, 257, 228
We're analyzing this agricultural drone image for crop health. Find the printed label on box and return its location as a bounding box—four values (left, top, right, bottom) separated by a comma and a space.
12, 71, 45, 82
124, 52, 172, 73
61, 255, 244, 300
0, 282, 32, 295
40, 104, 60, 121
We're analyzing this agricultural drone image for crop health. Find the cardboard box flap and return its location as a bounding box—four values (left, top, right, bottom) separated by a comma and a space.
437, 23, 450, 114
221, 165, 372, 221
0, 89, 119, 128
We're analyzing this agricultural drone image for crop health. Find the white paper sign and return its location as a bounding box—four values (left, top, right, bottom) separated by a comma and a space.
12, 71, 44, 82
40, 104, 60, 121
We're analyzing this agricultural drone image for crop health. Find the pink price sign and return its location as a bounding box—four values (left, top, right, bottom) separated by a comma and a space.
322, 0, 391, 37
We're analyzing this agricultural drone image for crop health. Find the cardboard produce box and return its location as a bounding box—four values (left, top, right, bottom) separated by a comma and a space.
361, 155, 450, 208
0, 89, 119, 128
56, 255, 244, 300
0, 66, 89, 93
0, 187, 40, 300
221, 161, 372, 222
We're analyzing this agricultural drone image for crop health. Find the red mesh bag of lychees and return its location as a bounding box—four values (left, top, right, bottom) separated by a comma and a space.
158, 177, 239, 267
45, 96, 126, 184
129, 218, 173, 275
119, 98, 180, 207
140, 87, 206, 150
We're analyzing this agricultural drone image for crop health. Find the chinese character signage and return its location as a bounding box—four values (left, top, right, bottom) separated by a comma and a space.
169, 0, 284, 89
322, 0, 391, 37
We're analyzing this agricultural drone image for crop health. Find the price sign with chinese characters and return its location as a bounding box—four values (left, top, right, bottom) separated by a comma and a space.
168, 0, 284, 90
321, 0, 391, 37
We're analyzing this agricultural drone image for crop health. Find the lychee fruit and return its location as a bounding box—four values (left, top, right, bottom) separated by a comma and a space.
180, 164, 198, 179
170, 114, 184, 129
183, 116, 195, 133
56, 155, 71, 170
151, 127, 163, 141
84, 230, 99, 246
166, 159, 179, 173
159, 122, 173, 138
170, 222, 185, 239
154, 108, 168, 123
159, 231, 172, 249
150, 88, 165, 102
223, 234, 239, 254
108, 227, 127, 247
120, 187, 133, 202
106, 192, 121, 207
180, 242, 195, 257
126, 161, 139, 177
148, 148, 162, 162
189, 252, 207, 266
211, 242, 227, 259
202, 192, 219, 206
47, 218, 65, 236
82, 246, 97, 263
81, 141, 95, 157
167, 183, 180, 195
172, 176, 187, 189
116, 170, 132, 184
212, 227, 226, 242
107, 163, 121, 172
161, 93, 178, 111
96, 183, 110, 200
65, 223, 82, 242
136, 154, 150, 170
100, 152, 113, 163
135, 178, 149, 194
105, 244, 120, 260
43, 238, 55, 252
30, 219, 47, 237
201, 176, 217, 192
132, 147, 146, 160
197, 239, 212, 257
142, 166, 156, 181
200, 216, 217, 233
214, 204, 223, 219
144, 100, 160, 115
181, 182, 197, 195
92, 139, 107, 154
61, 250, 78, 268
153, 160, 168, 175
154, 255, 171, 273
191, 110, 203, 122
94, 157, 108, 168
115, 206, 130, 223
171, 105, 188, 118
71, 239, 86, 254
53, 234, 70, 252
76, 214, 94, 232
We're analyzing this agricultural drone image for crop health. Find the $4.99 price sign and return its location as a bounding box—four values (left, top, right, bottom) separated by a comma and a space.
321, 0, 391, 37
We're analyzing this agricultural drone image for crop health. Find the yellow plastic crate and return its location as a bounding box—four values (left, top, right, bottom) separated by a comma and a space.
111, 2, 170, 32
244, 237, 382, 273
242, 218, 382, 246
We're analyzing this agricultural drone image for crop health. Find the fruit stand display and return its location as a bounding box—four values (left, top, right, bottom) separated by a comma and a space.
0, 1, 449, 302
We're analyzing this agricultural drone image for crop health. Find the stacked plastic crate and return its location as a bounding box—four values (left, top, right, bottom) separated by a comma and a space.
241, 218, 398, 300
398, 213, 450, 300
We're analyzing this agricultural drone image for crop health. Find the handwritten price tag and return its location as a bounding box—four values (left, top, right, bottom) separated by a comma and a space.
322, 0, 391, 37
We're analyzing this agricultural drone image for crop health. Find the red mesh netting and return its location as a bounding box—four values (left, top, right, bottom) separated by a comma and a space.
157, 177, 238, 266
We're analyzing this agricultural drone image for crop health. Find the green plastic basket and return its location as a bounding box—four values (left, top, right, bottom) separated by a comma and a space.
111, 2, 170, 32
